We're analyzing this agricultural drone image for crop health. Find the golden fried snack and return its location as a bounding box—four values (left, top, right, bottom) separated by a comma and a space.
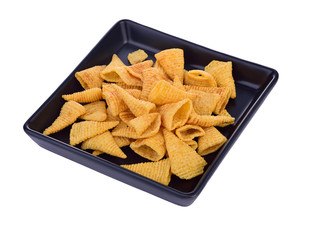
158, 98, 192, 131
113, 67, 142, 86
154, 48, 184, 81
62, 88, 102, 103
125, 60, 154, 80
105, 107, 121, 121
197, 127, 227, 156
102, 85, 141, 116
162, 128, 207, 180
187, 110, 235, 127
205, 60, 236, 99
43, 101, 86, 135
188, 89, 220, 115
69, 120, 119, 146
102, 82, 142, 90
111, 114, 161, 139
148, 80, 196, 105
121, 158, 171, 185
112, 84, 156, 117
127, 113, 160, 135
183, 139, 198, 150
100, 54, 126, 82
175, 124, 205, 141
184, 85, 230, 114
130, 130, 166, 161
172, 76, 186, 90
153, 60, 171, 81
127, 49, 148, 65
218, 109, 231, 117
81, 131, 126, 158
184, 69, 217, 87
79, 101, 107, 121
113, 136, 132, 147
75, 65, 106, 89
140, 67, 166, 100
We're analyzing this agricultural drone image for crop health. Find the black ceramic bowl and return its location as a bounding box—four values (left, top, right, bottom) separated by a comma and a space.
23, 19, 278, 206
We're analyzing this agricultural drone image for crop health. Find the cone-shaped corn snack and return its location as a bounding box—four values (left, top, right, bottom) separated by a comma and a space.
205, 60, 236, 99
173, 76, 185, 90
70, 120, 119, 146
153, 60, 171, 81
113, 67, 142, 86
127, 49, 148, 65
154, 48, 184, 81
130, 130, 166, 161
75, 65, 106, 89
79, 101, 107, 121
184, 85, 230, 114
124, 60, 153, 79
148, 80, 195, 105
100, 54, 126, 82
102, 85, 141, 116
105, 107, 121, 121
43, 101, 86, 135
121, 158, 171, 185
112, 84, 156, 117
102, 81, 142, 90
183, 139, 198, 150
197, 127, 227, 156
188, 89, 220, 115
111, 113, 161, 139
81, 131, 126, 158
113, 136, 132, 147
175, 124, 205, 141
140, 67, 166, 100
162, 128, 206, 180
127, 113, 160, 135
158, 98, 192, 131
62, 88, 102, 103
184, 69, 217, 87
187, 110, 235, 128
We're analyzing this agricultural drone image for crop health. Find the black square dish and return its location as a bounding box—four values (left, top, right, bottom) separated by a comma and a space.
23, 19, 278, 206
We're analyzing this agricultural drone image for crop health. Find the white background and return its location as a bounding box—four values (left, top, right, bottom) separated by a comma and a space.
1, 1, 309, 239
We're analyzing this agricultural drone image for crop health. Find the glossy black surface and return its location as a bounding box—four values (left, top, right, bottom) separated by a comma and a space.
24, 19, 278, 206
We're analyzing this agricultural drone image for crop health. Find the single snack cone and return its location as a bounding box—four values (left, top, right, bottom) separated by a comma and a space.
81, 131, 126, 158
69, 120, 119, 146
112, 84, 156, 117
187, 110, 235, 127
100, 54, 126, 82
204, 60, 236, 99
197, 127, 227, 156
162, 128, 207, 180
175, 124, 205, 141
62, 88, 102, 103
43, 101, 86, 135
188, 89, 220, 115
121, 158, 171, 186
130, 130, 166, 161
158, 98, 192, 131
75, 65, 106, 89
154, 48, 184, 81
184, 69, 217, 87
79, 101, 107, 121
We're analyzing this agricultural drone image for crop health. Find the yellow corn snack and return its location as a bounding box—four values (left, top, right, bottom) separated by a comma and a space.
79, 101, 107, 121
62, 88, 102, 103
81, 131, 126, 158
112, 84, 156, 117
140, 67, 166, 100
162, 128, 207, 180
125, 60, 153, 79
127, 113, 160, 135
121, 158, 171, 186
43, 101, 86, 135
127, 49, 148, 65
158, 98, 192, 131
188, 89, 220, 115
187, 110, 235, 127
100, 54, 126, 82
197, 127, 227, 156
130, 130, 166, 161
205, 60, 236, 99
154, 48, 184, 81
184, 69, 217, 87
148, 80, 195, 105
75, 65, 106, 89
69, 120, 119, 146
175, 124, 205, 141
